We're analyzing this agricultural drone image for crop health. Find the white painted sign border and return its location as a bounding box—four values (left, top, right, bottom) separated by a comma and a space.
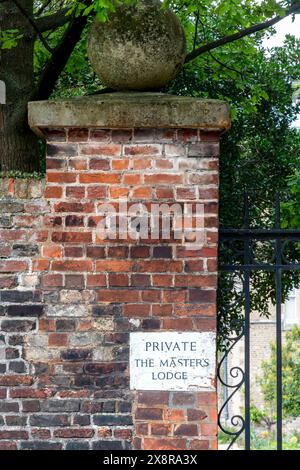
130, 331, 216, 391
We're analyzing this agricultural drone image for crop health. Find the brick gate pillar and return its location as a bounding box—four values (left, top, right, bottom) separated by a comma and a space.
29, 92, 230, 451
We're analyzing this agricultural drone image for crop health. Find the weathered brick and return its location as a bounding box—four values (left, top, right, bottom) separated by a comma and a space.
0, 275, 17, 289
6, 305, 44, 317
124, 144, 161, 156
93, 415, 132, 426
65, 275, 85, 289
48, 333, 68, 347
80, 143, 121, 156
66, 441, 90, 450
86, 185, 107, 199
151, 423, 172, 436
172, 393, 196, 407
92, 304, 122, 317
46, 141, 76, 153
89, 158, 110, 170
131, 274, 151, 287
52, 233, 92, 244
0, 260, 28, 273
189, 439, 210, 450
54, 202, 93, 213
114, 428, 132, 440
61, 349, 93, 361
144, 174, 182, 184
54, 428, 94, 438
56, 319, 76, 332
51, 260, 92, 271
1, 320, 36, 332
5, 415, 27, 426
22, 400, 40, 413
0, 441, 18, 450
0, 402, 19, 412
84, 362, 127, 375
135, 408, 163, 421
5, 347, 19, 359
68, 128, 89, 142
65, 215, 84, 227
42, 274, 63, 287
153, 246, 173, 258
188, 142, 219, 157
46, 157, 65, 170
80, 173, 121, 184
143, 438, 186, 450
92, 440, 124, 450
0, 201, 24, 213
87, 274, 106, 287
138, 391, 169, 406
0, 290, 40, 302
73, 415, 91, 426
188, 289, 216, 303
20, 441, 63, 450
44, 186, 63, 198
174, 424, 198, 436
9, 361, 26, 373
12, 244, 39, 256
123, 304, 150, 317
141, 318, 161, 330
0, 430, 29, 440
201, 423, 218, 436
65, 246, 84, 258
10, 388, 53, 399
47, 172, 77, 183
29, 414, 70, 427
31, 429, 51, 439
187, 409, 208, 421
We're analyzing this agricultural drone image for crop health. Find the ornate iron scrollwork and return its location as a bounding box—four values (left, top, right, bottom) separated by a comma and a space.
217, 328, 245, 450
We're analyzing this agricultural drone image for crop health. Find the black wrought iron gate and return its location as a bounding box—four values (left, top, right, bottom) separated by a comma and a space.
217, 193, 300, 450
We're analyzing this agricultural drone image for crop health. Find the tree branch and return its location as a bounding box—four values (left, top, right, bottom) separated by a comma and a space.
11, 0, 54, 52
36, 0, 54, 17
208, 51, 244, 77
34, 6, 93, 101
185, 2, 300, 63
35, 8, 71, 32
193, 10, 200, 51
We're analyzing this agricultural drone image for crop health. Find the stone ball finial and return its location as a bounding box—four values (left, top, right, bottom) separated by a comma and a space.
87, 0, 186, 91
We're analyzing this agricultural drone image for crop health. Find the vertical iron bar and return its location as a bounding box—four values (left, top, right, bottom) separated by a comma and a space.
243, 192, 251, 450
223, 356, 229, 421
275, 193, 283, 450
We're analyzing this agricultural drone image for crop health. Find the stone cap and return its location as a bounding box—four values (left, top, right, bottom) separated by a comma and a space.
28, 92, 231, 137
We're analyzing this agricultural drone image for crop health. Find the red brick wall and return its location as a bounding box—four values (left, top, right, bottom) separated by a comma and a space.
0, 126, 220, 450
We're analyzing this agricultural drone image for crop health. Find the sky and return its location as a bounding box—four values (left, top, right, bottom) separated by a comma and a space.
262, 15, 300, 49
263, 16, 300, 127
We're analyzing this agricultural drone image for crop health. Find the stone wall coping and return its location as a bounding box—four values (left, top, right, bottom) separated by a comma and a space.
28, 92, 231, 137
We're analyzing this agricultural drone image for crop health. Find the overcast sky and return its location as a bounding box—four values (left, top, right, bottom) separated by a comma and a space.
263, 16, 300, 48
263, 16, 300, 127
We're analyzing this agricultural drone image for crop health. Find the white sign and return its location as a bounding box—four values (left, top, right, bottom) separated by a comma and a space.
130, 331, 216, 391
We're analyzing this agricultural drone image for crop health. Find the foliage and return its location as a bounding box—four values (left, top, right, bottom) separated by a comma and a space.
0, 171, 44, 180
260, 326, 300, 418
218, 427, 300, 450
250, 404, 267, 424
250, 404, 276, 430
167, 29, 300, 345
250, 430, 300, 450
0, 29, 23, 49
282, 170, 300, 228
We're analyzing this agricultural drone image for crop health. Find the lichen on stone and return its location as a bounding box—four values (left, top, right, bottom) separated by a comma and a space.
88, 0, 186, 91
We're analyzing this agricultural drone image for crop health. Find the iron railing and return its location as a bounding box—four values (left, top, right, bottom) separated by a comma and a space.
218, 193, 300, 450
